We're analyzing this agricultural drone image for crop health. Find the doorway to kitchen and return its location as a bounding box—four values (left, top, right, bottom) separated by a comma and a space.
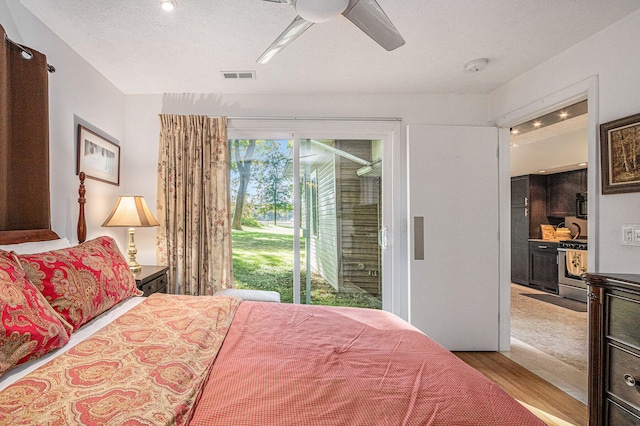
506, 99, 590, 404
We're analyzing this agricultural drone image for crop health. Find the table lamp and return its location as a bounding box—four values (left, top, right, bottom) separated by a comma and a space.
102, 195, 160, 273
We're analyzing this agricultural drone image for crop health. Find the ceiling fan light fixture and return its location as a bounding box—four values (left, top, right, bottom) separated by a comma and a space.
296, 0, 349, 23
258, 0, 404, 63
161, 0, 177, 11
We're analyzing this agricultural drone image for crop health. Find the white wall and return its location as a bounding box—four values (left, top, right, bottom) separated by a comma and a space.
2, 1, 128, 248
489, 9, 640, 273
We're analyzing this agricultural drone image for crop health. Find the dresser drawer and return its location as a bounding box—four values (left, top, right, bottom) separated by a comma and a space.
140, 280, 157, 296
608, 293, 640, 349
155, 276, 167, 294
134, 266, 169, 297
608, 344, 640, 412
606, 399, 640, 426
139, 275, 167, 296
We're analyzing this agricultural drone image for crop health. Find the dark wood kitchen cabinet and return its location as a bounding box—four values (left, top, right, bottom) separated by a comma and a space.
547, 168, 587, 218
511, 175, 547, 285
529, 241, 558, 293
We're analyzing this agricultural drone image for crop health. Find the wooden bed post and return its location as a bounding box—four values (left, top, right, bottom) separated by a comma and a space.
78, 172, 86, 243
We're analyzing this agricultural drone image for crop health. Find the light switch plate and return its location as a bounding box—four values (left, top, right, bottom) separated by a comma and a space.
622, 224, 640, 246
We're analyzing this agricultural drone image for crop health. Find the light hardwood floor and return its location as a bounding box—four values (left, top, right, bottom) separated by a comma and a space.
454, 351, 588, 426
509, 284, 588, 403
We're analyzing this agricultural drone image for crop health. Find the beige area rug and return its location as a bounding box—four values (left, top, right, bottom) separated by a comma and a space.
511, 284, 588, 373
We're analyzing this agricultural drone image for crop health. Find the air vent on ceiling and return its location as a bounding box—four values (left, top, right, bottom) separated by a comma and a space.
221, 70, 256, 80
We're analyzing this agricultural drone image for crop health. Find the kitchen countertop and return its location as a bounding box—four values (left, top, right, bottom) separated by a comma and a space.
529, 238, 561, 243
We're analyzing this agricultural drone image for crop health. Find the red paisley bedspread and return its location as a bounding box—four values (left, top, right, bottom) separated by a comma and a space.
190, 302, 546, 426
0, 294, 241, 425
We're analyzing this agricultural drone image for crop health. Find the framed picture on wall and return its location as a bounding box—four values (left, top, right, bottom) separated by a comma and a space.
76, 124, 120, 186
600, 112, 640, 194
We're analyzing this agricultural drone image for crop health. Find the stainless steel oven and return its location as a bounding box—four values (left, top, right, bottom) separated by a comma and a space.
557, 239, 588, 303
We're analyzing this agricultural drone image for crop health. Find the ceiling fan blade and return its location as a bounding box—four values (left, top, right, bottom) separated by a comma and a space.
262, 0, 293, 3
342, 0, 405, 51
257, 16, 314, 64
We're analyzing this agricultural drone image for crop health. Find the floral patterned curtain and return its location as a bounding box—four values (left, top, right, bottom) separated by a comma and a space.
156, 115, 233, 295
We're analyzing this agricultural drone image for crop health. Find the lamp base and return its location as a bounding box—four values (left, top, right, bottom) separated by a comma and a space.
127, 227, 141, 274
129, 262, 141, 274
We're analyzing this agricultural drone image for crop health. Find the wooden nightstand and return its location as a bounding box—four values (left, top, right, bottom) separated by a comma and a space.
134, 265, 169, 296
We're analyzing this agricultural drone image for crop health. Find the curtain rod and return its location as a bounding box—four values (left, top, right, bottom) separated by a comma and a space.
4, 34, 55, 73
227, 116, 401, 122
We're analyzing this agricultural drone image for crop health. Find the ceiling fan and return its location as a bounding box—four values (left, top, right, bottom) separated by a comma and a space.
257, 0, 405, 64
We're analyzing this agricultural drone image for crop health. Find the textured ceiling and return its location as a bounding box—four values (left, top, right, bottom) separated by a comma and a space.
18, 0, 640, 95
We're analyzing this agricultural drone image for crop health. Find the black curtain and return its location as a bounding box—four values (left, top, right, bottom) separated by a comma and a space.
0, 24, 50, 231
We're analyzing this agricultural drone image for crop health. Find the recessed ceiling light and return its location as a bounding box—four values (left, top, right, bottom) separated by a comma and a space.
509, 100, 587, 137
161, 0, 177, 11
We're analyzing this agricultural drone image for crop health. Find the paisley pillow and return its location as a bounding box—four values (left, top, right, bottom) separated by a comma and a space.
0, 252, 73, 377
15, 236, 142, 331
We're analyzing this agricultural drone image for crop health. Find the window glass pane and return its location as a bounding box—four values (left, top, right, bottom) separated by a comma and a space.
230, 137, 382, 310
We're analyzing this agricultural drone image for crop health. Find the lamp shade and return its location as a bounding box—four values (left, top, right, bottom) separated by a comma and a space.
102, 196, 159, 228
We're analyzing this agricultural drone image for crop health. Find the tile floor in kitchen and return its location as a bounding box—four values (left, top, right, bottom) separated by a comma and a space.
504, 283, 588, 404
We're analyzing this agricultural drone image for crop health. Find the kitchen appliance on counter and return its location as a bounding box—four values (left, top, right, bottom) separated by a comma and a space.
554, 226, 571, 240
557, 239, 588, 302
564, 215, 587, 239
576, 192, 587, 219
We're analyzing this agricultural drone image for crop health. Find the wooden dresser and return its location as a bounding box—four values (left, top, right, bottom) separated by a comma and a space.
584, 273, 640, 425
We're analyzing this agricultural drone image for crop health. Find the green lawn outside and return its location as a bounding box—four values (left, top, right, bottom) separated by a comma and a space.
232, 225, 381, 309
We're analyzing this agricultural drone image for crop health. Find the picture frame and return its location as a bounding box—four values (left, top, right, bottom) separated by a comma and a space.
76, 124, 120, 186
600, 112, 640, 194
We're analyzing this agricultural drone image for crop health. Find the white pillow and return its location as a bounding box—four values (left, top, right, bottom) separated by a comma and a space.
0, 237, 73, 254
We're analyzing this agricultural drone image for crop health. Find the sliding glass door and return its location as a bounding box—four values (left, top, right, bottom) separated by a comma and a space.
228, 122, 394, 311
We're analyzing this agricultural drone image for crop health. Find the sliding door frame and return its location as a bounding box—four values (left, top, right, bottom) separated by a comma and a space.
228, 118, 402, 313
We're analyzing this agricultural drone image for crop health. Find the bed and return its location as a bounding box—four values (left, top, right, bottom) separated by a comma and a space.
0, 178, 546, 425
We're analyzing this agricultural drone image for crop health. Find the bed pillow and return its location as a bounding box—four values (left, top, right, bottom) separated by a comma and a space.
0, 237, 72, 254
14, 236, 142, 331
0, 252, 73, 377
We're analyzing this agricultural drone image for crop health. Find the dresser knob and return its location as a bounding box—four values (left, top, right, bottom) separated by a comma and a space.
624, 374, 637, 387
